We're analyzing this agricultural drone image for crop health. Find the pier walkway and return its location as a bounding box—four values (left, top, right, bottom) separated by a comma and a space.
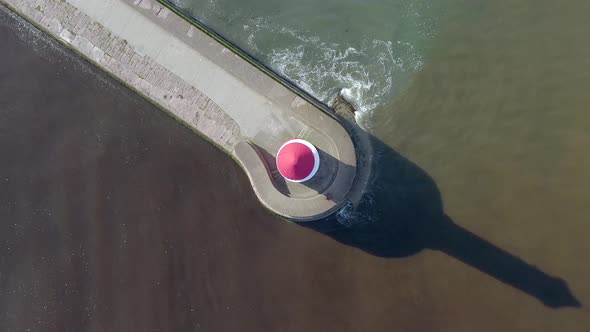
1, 0, 362, 221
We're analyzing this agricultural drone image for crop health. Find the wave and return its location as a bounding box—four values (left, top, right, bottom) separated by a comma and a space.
244, 18, 425, 121
171, 0, 433, 122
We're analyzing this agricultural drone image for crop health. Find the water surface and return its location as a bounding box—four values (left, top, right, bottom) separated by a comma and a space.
172, 0, 590, 330
173, 0, 435, 119
2, 1, 590, 331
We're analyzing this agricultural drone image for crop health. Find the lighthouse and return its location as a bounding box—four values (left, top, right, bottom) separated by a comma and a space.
276, 139, 320, 183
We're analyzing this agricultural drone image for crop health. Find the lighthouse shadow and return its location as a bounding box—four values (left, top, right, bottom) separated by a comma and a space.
254, 145, 291, 195
301, 147, 356, 200
299, 135, 581, 309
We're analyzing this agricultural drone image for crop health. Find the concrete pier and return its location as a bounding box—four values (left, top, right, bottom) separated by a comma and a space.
1, 0, 363, 221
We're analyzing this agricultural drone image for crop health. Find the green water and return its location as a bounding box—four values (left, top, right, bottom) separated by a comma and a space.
173, 0, 590, 330
172, 0, 435, 120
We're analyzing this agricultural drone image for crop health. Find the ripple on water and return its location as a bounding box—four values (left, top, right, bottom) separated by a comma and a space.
170, 0, 436, 125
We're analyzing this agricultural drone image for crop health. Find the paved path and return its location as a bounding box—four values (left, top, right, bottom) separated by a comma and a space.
1, 0, 360, 220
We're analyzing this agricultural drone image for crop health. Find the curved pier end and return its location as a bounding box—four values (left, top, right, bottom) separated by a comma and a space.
233, 93, 374, 221
1, 0, 370, 221
233, 101, 359, 221
235, 141, 341, 221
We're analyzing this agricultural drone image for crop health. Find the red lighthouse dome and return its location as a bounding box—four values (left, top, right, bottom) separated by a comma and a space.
276, 139, 320, 183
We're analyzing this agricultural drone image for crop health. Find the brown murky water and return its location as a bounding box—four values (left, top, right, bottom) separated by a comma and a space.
0, 7, 424, 332
365, 1, 590, 330
1, 4, 589, 332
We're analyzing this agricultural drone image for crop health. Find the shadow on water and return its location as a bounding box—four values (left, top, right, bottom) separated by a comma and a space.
300, 134, 581, 309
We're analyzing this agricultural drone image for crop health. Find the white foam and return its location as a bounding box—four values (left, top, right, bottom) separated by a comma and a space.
241, 16, 426, 121
174, 0, 433, 121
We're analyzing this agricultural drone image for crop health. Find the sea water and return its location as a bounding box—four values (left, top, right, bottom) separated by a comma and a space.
170, 0, 436, 126
170, 0, 590, 330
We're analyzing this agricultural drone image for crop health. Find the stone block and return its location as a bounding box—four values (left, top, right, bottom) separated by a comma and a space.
59, 28, 74, 44
72, 35, 94, 56
46, 18, 62, 35
18, 4, 34, 18
120, 69, 140, 86
137, 0, 152, 10
99, 54, 111, 66
156, 7, 170, 19
73, 13, 89, 32
90, 46, 105, 63
64, 11, 80, 30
